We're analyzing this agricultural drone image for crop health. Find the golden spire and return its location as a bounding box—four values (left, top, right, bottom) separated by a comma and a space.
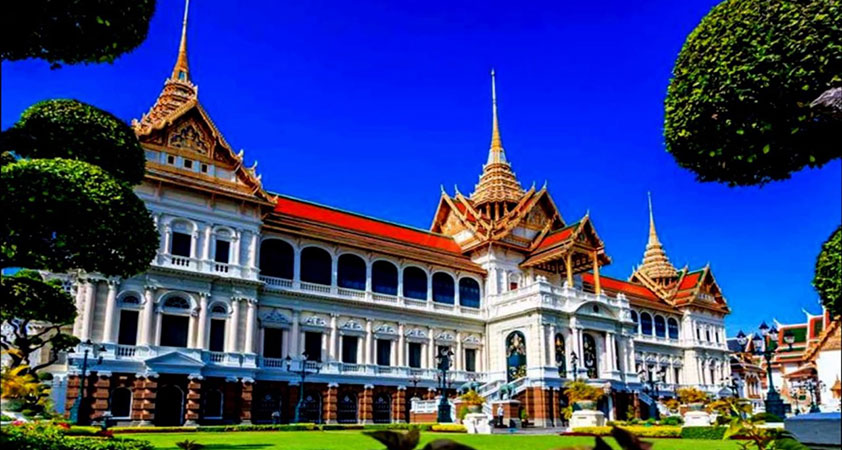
638, 192, 678, 283
171, 0, 191, 82
470, 69, 524, 207
488, 68, 506, 164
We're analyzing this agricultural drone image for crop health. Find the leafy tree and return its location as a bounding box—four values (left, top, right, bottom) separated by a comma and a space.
813, 225, 841, 317
0, 365, 54, 417
664, 0, 842, 186
0, 271, 80, 372
1, 99, 146, 185
0, 0, 156, 67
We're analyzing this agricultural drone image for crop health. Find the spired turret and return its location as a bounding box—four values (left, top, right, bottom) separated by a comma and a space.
635, 193, 679, 286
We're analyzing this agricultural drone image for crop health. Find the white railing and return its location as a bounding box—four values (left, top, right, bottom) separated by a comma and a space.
208, 352, 225, 363
213, 263, 230, 273
337, 287, 366, 299
372, 293, 398, 302
116, 345, 136, 358
263, 357, 286, 368
300, 281, 331, 294
340, 363, 364, 373
261, 275, 293, 288
169, 255, 192, 267
411, 399, 438, 413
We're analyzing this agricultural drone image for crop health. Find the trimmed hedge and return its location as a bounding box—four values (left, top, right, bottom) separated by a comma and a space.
570, 426, 681, 438
680, 426, 727, 440
430, 424, 467, 433
1, 424, 152, 450
110, 423, 437, 434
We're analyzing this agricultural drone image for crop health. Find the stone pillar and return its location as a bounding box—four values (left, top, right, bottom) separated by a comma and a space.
185, 374, 202, 426
133, 373, 158, 426
244, 299, 257, 354
455, 331, 463, 371
329, 314, 338, 361
398, 323, 406, 367
330, 255, 338, 292
361, 384, 374, 424
395, 386, 407, 423
102, 280, 119, 343
196, 293, 209, 349
226, 299, 240, 353
80, 280, 96, 341
73, 282, 87, 336
292, 247, 301, 288
140, 286, 156, 346
240, 378, 254, 424
90, 371, 111, 421
365, 319, 373, 365
231, 230, 241, 267
324, 383, 338, 424
190, 229, 199, 259
427, 329, 435, 369
290, 310, 301, 357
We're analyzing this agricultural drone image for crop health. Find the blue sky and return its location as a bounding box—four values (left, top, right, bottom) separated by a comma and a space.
2, 0, 839, 334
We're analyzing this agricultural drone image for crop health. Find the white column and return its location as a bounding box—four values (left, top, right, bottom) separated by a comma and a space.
427, 329, 435, 369
538, 323, 547, 367
606, 333, 616, 372
101, 280, 119, 343
290, 310, 300, 356
329, 314, 338, 361
80, 280, 96, 341
365, 319, 373, 365
244, 299, 257, 353
202, 224, 212, 261
248, 231, 258, 273
355, 336, 363, 364
330, 255, 338, 289
397, 269, 404, 298
398, 323, 406, 367
190, 229, 199, 259
454, 274, 461, 307
140, 286, 156, 346
162, 224, 172, 255
231, 230, 242, 266
426, 272, 433, 303
196, 294, 208, 349
282, 329, 290, 358
187, 308, 197, 348
226, 299, 240, 353
292, 248, 301, 288
73, 281, 86, 336
549, 324, 557, 367
390, 340, 397, 366
365, 262, 372, 293
455, 332, 463, 371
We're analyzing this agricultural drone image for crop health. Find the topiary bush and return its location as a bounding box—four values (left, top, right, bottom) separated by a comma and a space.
680, 426, 728, 440
664, 0, 842, 186
751, 412, 784, 423
660, 415, 684, 426
814, 225, 841, 317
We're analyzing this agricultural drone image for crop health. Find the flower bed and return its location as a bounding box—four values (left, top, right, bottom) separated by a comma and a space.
110, 422, 438, 433
567, 425, 681, 438
1, 423, 152, 450
430, 424, 467, 433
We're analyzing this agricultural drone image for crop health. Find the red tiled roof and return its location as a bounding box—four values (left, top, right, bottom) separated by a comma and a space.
273, 196, 463, 254
678, 271, 703, 290
582, 273, 660, 302
535, 224, 577, 251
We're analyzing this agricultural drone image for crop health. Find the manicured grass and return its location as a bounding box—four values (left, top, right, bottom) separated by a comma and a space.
127, 430, 745, 449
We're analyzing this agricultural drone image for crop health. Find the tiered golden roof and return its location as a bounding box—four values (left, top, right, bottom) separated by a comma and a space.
470, 69, 525, 207
134, 0, 197, 134
637, 193, 678, 283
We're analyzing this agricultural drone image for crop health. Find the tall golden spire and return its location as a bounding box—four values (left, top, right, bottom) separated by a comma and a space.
638, 193, 678, 283
171, 0, 191, 82
471, 69, 524, 208
134, 0, 198, 133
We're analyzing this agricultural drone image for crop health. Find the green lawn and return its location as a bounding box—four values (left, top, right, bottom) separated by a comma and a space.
127, 430, 745, 450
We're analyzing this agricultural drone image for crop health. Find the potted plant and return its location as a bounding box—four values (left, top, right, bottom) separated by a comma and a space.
564, 380, 605, 410
677, 387, 709, 411
458, 389, 485, 413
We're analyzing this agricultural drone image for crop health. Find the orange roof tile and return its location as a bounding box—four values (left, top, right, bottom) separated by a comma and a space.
582, 273, 660, 302
273, 196, 463, 254
534, 225, 577, 251
678, 271, 703, 290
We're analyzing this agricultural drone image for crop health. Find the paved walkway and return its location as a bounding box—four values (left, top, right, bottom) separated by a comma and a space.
491, 426, 568, 435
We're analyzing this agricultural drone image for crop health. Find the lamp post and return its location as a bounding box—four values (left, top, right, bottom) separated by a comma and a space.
69, 339, 106, 425
570, 351, 579, 381
435, 347, 454, 423
796, 379, 824, 413
407, 374, 422, 423
736, 323, 792, 418
285, 353, 322, 423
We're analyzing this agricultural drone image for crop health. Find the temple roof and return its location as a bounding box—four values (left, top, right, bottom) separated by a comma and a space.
470, 70, 525, 206
635, 193, 678, 282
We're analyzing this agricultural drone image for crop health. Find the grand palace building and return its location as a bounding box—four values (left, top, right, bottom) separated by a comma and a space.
51, 3, 732, 427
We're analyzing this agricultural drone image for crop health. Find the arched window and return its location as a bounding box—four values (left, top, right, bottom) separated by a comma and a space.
667, 318, 680, 340
554, 333, 566, 377
160, 297, 190, 347
204, 389, 223, 419
654, 315, 666, 338
259, 239, 294, 279
432, 273, 455, 304
109, 387, 132, 418
337, 254, 366, 290
337, 392, 358, 424
582, 333, 598, 379
505, 331, 527, 381
372, 393, 391, 424
403, 267, 427, 300
300, 247, 332, 285
630, 310, 639, 330
459, 278, 481, 308
705, 328, 711, 342
640, 312, 653, 336
371, 261, 398, 295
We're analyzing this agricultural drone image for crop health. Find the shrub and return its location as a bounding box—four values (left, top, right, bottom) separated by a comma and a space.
660, 416, 683, 426
457, 405, 468, 421
111, 426, 199, 434
751, 412, 783, 423
320, 424, 364, 431
564, 380, 605, 402
175, 440, 204, 450
570, 425, 681, 438
458, 390, 485, 405
64, 426, 100, 436
677, 387, 709, 405
0, 423, 153, 450
430, 424, 467, 433
680, 426, 727, 440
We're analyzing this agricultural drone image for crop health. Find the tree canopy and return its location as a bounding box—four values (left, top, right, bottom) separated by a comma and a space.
813, 225, 841, 317
1, 158, 158, 277
0, 271, 80, 372
664, 0, 841, 186
0, 0, 156, 67
1, 99, 146, 185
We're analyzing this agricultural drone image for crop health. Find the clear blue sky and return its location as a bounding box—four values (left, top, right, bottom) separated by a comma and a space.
2, 0, 839, 334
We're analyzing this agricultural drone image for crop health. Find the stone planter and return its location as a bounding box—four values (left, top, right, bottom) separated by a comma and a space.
687, 402, 705, 412
570, 410, 605, 428
574, 400, 597, 410
467, 404, 482, 414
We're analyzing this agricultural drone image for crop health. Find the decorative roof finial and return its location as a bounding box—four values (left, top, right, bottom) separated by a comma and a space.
171, 0, 191, 82
488, 68, 506, 165
638, 192, 678, 282
648, 191, 660, 246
